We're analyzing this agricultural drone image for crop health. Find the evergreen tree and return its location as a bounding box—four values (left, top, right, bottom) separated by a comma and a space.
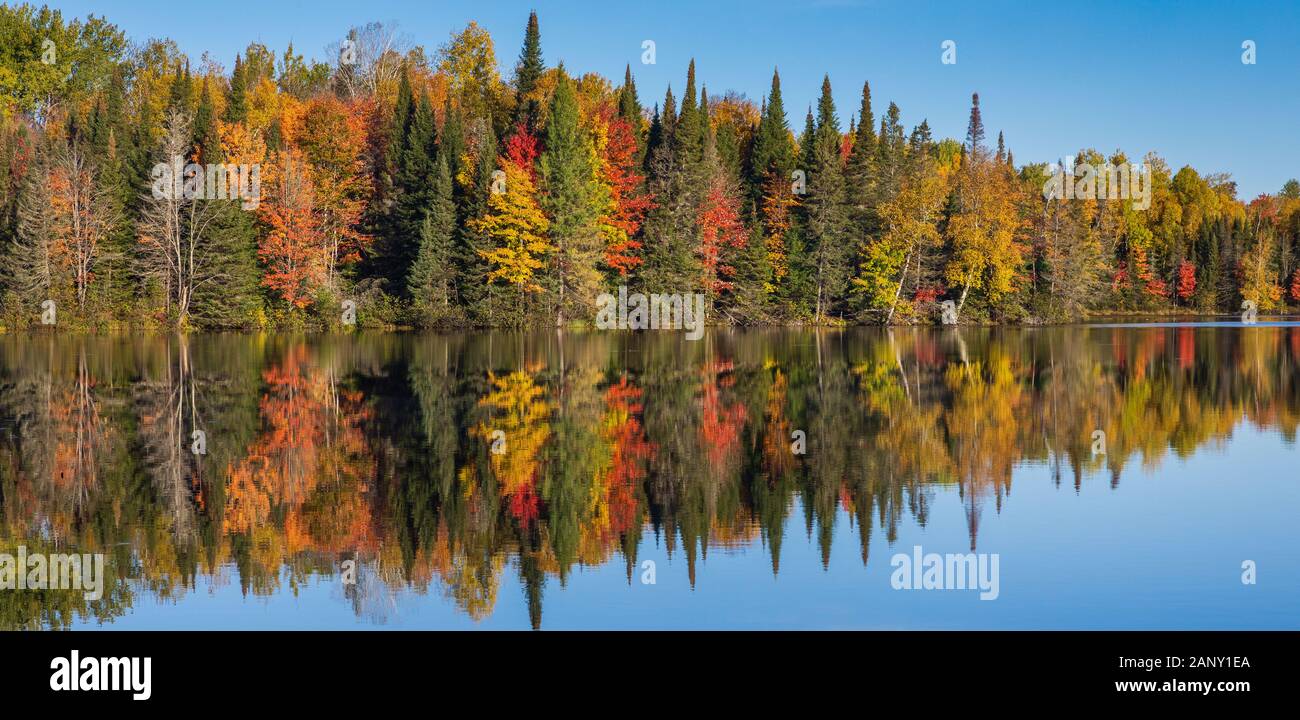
192, 79, 221, 163
674, 60, 703, 165
804, 76, 851, 321
618, 65, 644, 166
798, 107, 816, 169
386, 70, 416, 198
644, 85, 675, 176
541, 68, 605, 325
225, 55, 248, 123
618, 65, 641, 127
750, 68, 794, 199
512, 11, 545, 131
641, 80, 699, 296
965, 92, 986, 158
875, 101, 905, 204
166, 64, 193, 116
86, 68, 137, 317
391, 91, 437, 292
846, 80, 877, 237
408, 153, 460, 325
456, 118, 500, 323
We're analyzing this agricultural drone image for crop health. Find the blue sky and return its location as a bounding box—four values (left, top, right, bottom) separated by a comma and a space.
44, 0, 1300, 197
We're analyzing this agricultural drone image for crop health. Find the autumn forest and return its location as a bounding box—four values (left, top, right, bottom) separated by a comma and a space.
3, 6, 1299, 332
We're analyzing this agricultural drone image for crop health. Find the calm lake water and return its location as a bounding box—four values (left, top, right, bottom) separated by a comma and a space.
1, 325, 1297, 629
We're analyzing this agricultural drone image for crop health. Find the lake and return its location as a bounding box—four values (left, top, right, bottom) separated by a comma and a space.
1, 324, 1297, 629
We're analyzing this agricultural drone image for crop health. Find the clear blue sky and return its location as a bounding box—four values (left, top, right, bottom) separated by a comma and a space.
44, 0, 1300, 197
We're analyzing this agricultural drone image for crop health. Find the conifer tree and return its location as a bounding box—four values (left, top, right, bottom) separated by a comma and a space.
456, 118, 501, 323
804, 76, 851, 321
618, 65, 641, 128
391, 92, 437, 291
225, 55, 249, 124
512, 11, 545, 131
192, 79, 220, 163
541, 68, 605, 325
846, 80, 877, 237
673, 60, 703, 166
750, 69, 795, 199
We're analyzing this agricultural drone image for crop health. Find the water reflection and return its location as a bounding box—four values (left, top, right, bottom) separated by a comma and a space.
1, 326, 1297, 629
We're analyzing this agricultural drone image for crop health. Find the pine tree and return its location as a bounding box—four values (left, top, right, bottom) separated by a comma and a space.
456, 117, 500, 324
729, 209, 773, 322
644, 85, 675, 177
541, 68, 605, 326
391, 91, 437, 292
192, 79, 221, 163
673, 60, 703, 168
194, 200, 261, 328
804, 76, 851, 321
965, 92, 986, 158
225, 55, 248, 123
846, 80, 877, 238
86, 67, 137, 318
10, 142, 55, 315
408, 152, 462, 325
618, 65, 644, 167
194, 92, 261, 327
385, 70, 415, 199
440, 96, 467, 187
798, 107, 815, 169
750, 69, 794, 200
512, 11, 545, 131
875, 102, 905, 203
641, 80, 700, 296
166, 64, 193, 116
618, 65, 641, 128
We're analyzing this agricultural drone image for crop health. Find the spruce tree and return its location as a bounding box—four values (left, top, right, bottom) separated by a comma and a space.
618, 65, 644, 166
875, 102, 905, 203
192, 79, 221, 163
673, 61, 702, 165
541, 68, 605, 325
512, 11, 545, 131
386, 70, 415, 196
618, 65, 641, 127
750, 68, 795, 197
391, 91, 437, 291
798, 107, 816, 169
192, 77, 259, 327
166, 64, 193, 116
846, 81, 877, 237
225, 55, 248, 123
965, 92, 986, 157
805, 76, 851, 321
440, 97, 467, 190
86, 68, 137, 319
456, 119, 499, 324
408, 153, 459, 325
640, 78, 699, 296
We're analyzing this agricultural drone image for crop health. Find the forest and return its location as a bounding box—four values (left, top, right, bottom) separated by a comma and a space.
2, 5, 1299, 330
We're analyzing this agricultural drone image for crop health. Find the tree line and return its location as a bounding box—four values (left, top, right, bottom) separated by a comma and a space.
2, 5, 1298, 330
